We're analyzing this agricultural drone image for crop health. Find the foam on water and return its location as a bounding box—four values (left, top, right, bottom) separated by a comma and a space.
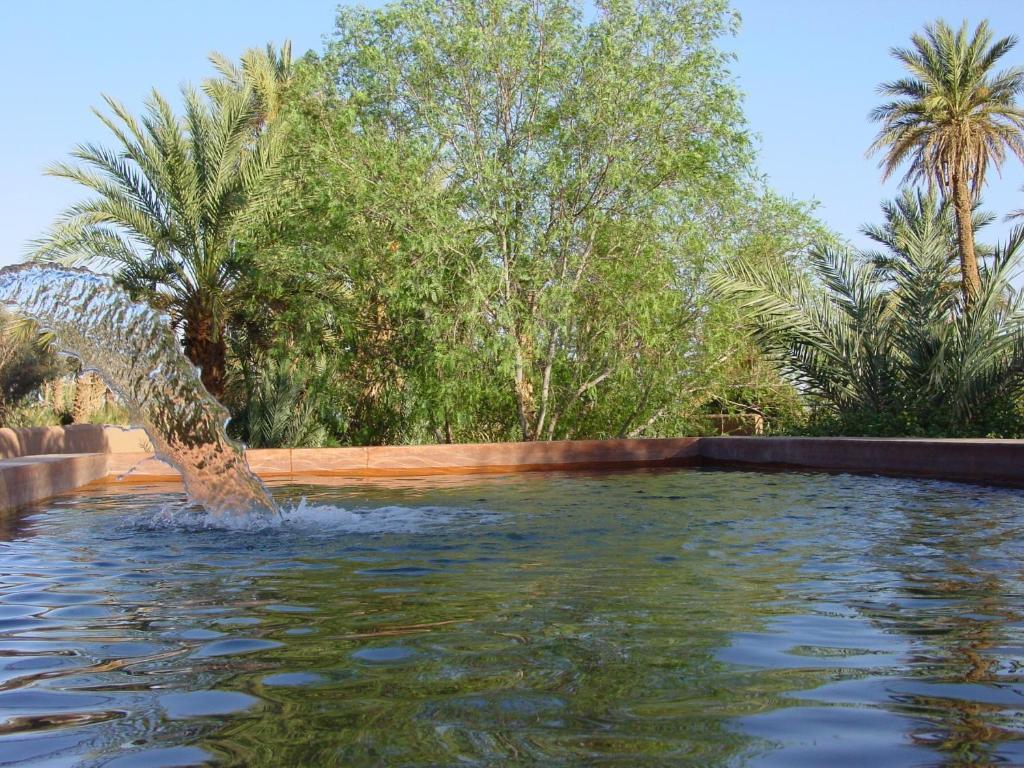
125, 502, 283, 533
124, 497, 501, 535
282, 498, 501, 534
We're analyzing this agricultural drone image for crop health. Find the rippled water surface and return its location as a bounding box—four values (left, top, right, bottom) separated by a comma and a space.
2, 468, 1024, 766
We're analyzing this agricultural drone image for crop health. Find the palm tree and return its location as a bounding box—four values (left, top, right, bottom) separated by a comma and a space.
207, 41, 294, 125
868, 19, 1024, 306
712, 244, 899, 422
712, 195, 1024, 435
229, 356, 330, 448
1010, 186, 1024, 221
862, 188, 970, 269
30, 46, 290, 400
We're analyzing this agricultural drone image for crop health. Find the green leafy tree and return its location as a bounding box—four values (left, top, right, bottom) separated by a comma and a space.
227, 57, 501, 445
328, 0, 751, 440
690, 194, 828, 433
234, 4, 806, 444
868, 19, 1024, 305
31, 46, 290, 399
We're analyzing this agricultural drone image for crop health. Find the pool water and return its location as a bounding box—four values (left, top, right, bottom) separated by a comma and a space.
2, 468, 1024, 766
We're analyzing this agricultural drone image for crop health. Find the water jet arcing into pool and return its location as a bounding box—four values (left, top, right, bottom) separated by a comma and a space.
0, 265, 276, 520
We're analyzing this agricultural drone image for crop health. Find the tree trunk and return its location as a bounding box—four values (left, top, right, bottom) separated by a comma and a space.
952, 171, 981, 306
45, 377, 65, 416
183, 316, 227, 401
71, 373, 105, 423
512, 331, 537, 441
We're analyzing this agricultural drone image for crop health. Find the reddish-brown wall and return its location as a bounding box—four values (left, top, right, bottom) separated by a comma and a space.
5, 429, 1024, 511
103, 435, 1024, 488
0, 453, 108, 510
110, 438, 704, 480
699, 436, 1024, 487
0, 425, 153, 459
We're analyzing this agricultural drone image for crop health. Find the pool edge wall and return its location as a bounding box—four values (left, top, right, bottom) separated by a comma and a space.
3, 431, 1024, 510
0, 453, 109, 511
698, 436, 1024, 487
107, 437, 705, 481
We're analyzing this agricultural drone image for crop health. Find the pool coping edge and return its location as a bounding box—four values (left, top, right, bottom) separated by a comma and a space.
4, 434, 1024, 509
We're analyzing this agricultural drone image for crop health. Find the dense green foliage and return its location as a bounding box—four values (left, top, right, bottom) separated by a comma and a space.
220, 0, 813, 444
0, 313, 64, 423
17, 6, 1024, 444
715, 191, 1024, 436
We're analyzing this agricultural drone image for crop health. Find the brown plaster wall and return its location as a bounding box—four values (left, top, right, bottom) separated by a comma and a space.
0, 453, 109, 510
101, 435, 1024, 488
0, 425, 153, 459
698, 436, 1024, 486
3, 427, 1024, 512
113, 438, 703, 481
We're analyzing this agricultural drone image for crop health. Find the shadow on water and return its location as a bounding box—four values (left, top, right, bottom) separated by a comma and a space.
0, 504, 42, 542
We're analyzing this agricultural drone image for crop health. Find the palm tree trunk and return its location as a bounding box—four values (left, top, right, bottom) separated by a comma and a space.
512, 330, 537, 441
45, 377, 65, 415
183, 316, 227, 401
71, 373, 105, 423
952, 172, 982, 306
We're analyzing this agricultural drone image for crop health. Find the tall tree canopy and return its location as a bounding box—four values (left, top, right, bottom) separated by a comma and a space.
324, 0, 754, 440
23, 5, 820, 444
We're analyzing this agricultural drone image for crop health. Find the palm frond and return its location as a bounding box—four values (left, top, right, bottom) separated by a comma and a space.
716, 195, 1024, 435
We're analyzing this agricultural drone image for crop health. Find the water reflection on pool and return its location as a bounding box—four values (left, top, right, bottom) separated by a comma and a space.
2, 468, 1024, 766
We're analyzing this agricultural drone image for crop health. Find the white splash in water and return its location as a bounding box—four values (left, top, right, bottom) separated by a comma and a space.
282, 498, 499, 534
127, 497, 501, 535
132, 502, 283, 532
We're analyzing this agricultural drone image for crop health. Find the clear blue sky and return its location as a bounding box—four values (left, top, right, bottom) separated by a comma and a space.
2, 0, 1023, 267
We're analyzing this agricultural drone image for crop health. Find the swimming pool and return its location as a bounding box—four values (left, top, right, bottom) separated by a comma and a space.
2, 467, 1023, 766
